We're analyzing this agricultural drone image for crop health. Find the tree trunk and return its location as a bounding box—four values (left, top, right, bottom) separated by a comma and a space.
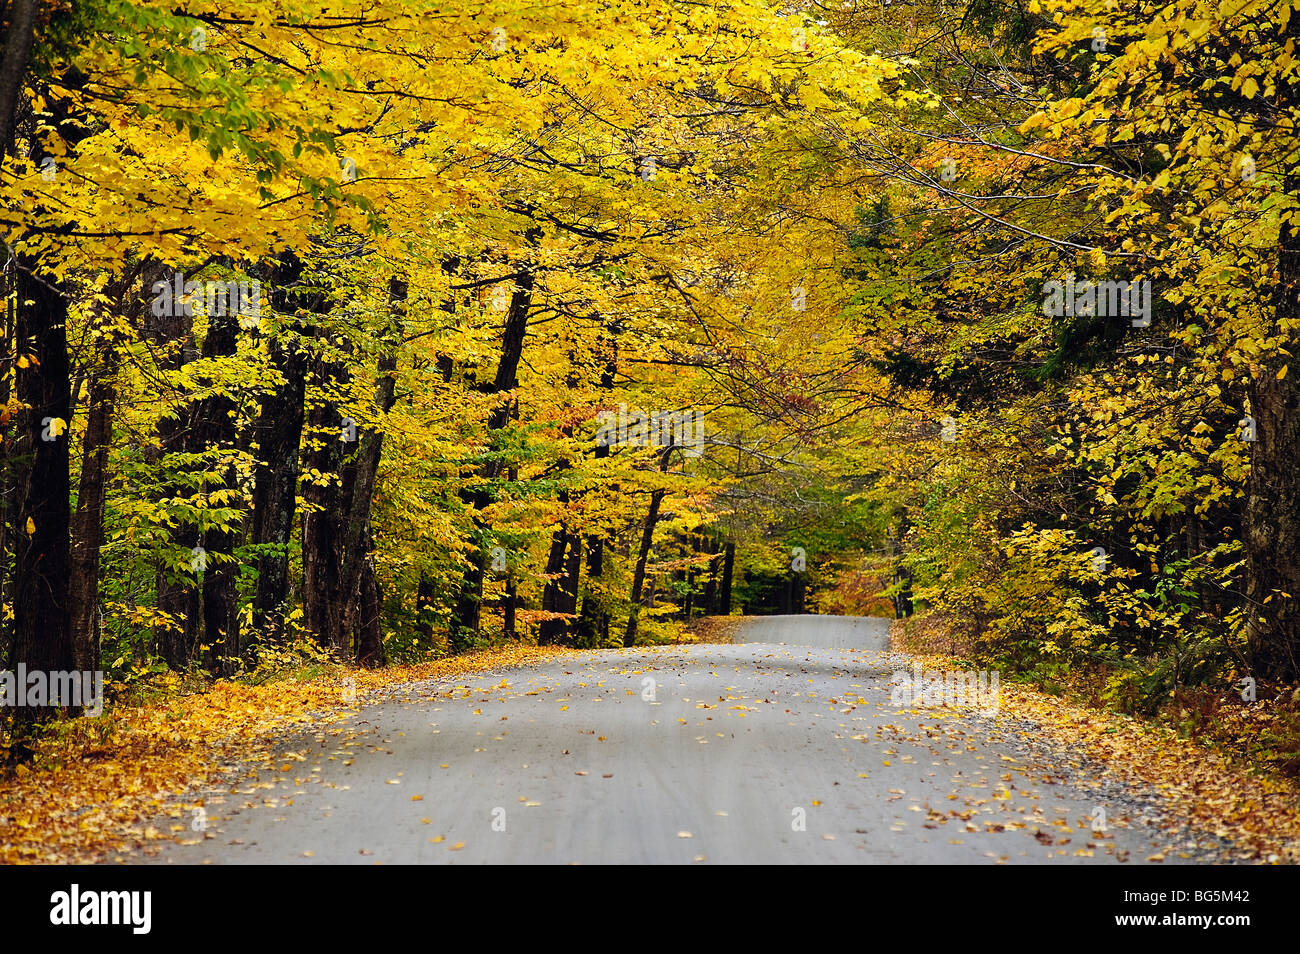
355, 543, 384, 668
4, 39, 92, 742
301, 347, 349, 650
0, 0, 39, 156
451, 255, 536, 646
623, 488, 666, 647
702, 536, 719, 615
334, 279, 405, 650
683, 569, 695, 619
560, 532, 582, 633
502, 576, 517, 641
67, 261, 153, 670
577, 536, 607, 648
9, 258, 75, 739
575, 323, 619, 647
147, 281, 201, 669
67, 264, 154, 672
334, 353, 397, 649
538, 526, 569, 645
0, 257, 14, 665
190, 308, 241, 676
68, 329, 114, 673
1245, 152, 1300, 679
302, 278, 404, 656
719, 541, 735, 616
450, 544, 487, 652
249, 331, 308, 645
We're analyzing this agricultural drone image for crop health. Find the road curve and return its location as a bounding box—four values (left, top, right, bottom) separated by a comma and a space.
129, 615, 1218, 864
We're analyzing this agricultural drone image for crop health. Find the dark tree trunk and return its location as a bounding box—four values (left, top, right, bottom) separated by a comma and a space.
304, 277, 406, 656
577, 536, 608, 648
624, 488, 666, 647
719, 541, 735, 616
5, 52, 93, 742
68, 264, 153, 673
702, 536, 719, 615
249, 332, 308, 645
355, 542, 384, 668
9, 259, 75, 737
1246, 147, 1300, 679
893, 566, 914, 619
190, 308, 241, 676
451, 254, 536, 647
66, 261, 148, 681
623, 437, 678, 646
148, 283, 201, 669
451, 545, 487, 651
0, 0, 39, 156
502, 576, 517, 641
301, 347, 349, 650
0, 258, 14, 665
335, 343, 398, 648
560, 531, 582, 630
68, 330, 114, 674
538, 526, 569, 645
304, 278, 405, 655
574, 322, 618, 647
683, 567, 695, 619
